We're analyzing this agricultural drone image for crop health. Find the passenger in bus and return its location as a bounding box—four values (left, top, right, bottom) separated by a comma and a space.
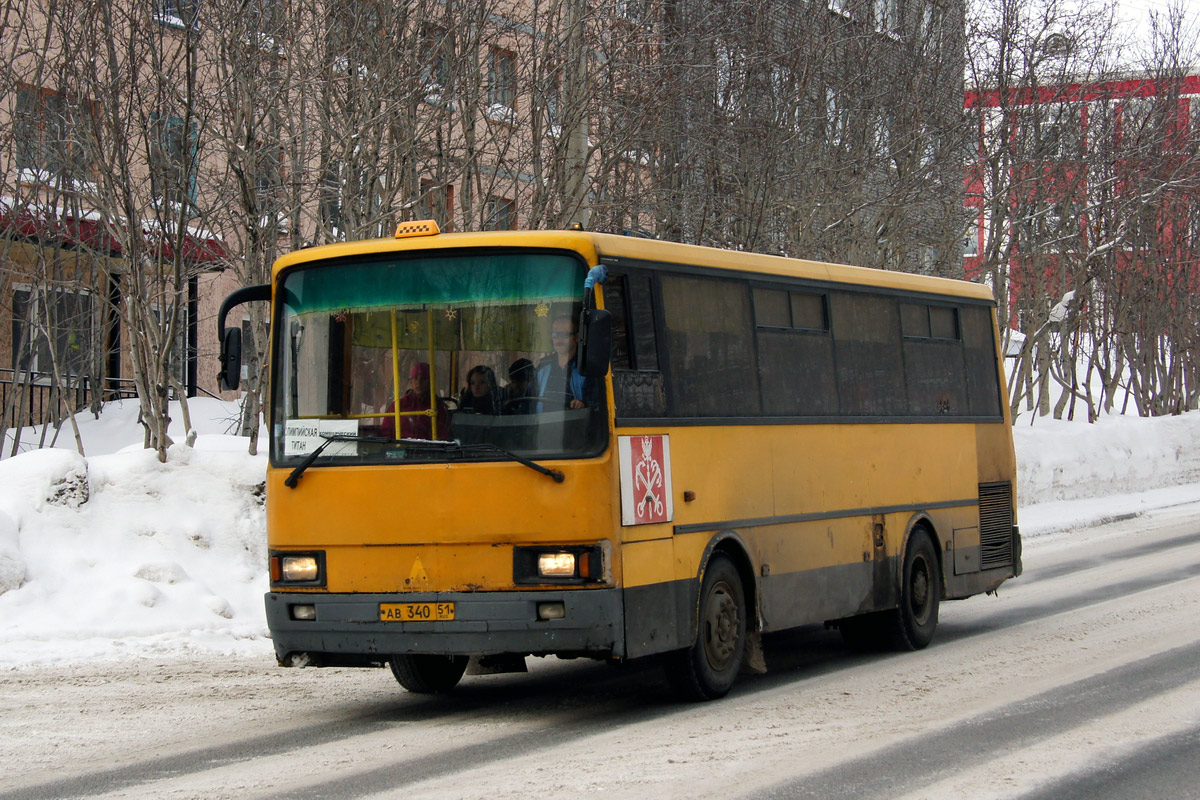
503, 358, 537, 414
536, 315, 586, 409
381, 362, 452, 440
458, 365, 501, 414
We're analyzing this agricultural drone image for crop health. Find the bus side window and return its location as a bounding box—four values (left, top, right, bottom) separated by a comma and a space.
607, 271, 665, 417
961, 305, 1004, 417
604, 274, 633, 370
626, 274, 658, 371
660, 273, 759, 418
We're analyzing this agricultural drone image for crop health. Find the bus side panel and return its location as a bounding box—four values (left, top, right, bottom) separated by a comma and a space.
757, 561, 899, 629
744, 519, 858, 629
942, 420, 1020, 598
974, 421, 1018, 487
622, 538, 693, 658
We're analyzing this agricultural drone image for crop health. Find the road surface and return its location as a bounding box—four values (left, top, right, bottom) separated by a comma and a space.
3, 503, 1199, 799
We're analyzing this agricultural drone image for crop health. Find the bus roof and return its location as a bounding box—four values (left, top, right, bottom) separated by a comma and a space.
272, 229, 994, 302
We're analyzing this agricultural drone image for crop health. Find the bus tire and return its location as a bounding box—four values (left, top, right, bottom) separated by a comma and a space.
883, 529, 940, 651
389, 654, 469, 694
668, 553, 746, 701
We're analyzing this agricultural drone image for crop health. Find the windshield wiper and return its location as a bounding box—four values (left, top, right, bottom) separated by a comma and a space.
284, 433, 391, 488
398, 439, 564, 483
457, 442, 565, 483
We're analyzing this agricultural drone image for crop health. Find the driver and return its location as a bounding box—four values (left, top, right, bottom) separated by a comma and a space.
536, 315, 586, 409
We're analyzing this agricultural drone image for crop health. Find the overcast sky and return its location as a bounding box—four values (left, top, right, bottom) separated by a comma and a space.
1117, 0, 1197, 50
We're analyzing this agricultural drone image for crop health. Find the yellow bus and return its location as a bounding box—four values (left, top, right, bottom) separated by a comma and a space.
218, 222, 1021, 700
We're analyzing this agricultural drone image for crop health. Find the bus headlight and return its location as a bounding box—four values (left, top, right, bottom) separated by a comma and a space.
282, 556, 320, 581
514, 545, 606, 585
270, 551, 326, 586
538, 552, 576, 577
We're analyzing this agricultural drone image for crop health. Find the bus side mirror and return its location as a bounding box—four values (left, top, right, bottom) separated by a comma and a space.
215, 283, 270, 393
218, 327, 242, 391
578, 308, 612, 378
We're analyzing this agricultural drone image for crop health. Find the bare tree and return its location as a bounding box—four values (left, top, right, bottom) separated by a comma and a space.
68, 0, 213, 461
968, 0, 1200, 422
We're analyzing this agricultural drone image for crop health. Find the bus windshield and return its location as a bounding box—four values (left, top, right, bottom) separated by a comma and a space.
270, 250, 607, 468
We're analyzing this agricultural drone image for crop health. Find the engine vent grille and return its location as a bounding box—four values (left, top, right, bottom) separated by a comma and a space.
979, 481, 1014, 570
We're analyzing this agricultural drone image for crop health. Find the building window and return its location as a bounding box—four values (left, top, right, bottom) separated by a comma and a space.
11, 286, 96, 379
252, 141, 286, 232
715, 43, 744, 114
151, 302, 190, 388
418, 180, 454, 228
154, 0, 199, 29
320, 160, 345, 235
14, 86, 97, 183
328, 3, 383, 73
615, 0, 651, 21
916, 1, 943, 50
1189, 198, 1200, 249
963, 212, 981, 256
483, 196, 516, 230
150, 113, 199, 211
871, 112, 892, 159
488, 47, 516, 119
421, 24, 452, 102
825, 87, 848, 146
544, 64, 562, 132
1119, 97, 1156, 149
1022, 103, 1081, 159
919, 125, 938, 169
246, 0, 282, 38
875, 0, 899, 34
320, 158, 370, 237
1087, 100, 1115, 153
921, 246, 939, 273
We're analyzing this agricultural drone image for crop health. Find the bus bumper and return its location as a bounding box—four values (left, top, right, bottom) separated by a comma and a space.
264, 588, 625, 666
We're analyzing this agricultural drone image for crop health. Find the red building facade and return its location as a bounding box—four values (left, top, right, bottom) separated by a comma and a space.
963, 73, 1200, 329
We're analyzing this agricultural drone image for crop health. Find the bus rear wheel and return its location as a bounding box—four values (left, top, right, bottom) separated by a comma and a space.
389, 654, 469, 694
882, 529, 940, 651
668, 554, 746, 701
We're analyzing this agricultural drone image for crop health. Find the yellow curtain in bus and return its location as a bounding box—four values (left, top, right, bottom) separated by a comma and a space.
349, 305, 561, 352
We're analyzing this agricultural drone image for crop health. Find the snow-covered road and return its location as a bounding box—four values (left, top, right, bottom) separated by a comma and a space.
4, 501, 1199, 800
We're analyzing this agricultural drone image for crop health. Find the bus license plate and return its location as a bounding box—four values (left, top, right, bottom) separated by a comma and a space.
379, 602, 455, 622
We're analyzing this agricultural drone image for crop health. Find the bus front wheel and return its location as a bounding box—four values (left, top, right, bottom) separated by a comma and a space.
668, 553, 746, 701
389, 654, 469, 694
884, 529, 940, 651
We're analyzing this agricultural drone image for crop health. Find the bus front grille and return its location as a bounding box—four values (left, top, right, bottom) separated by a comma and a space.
978, 481, 1014, 570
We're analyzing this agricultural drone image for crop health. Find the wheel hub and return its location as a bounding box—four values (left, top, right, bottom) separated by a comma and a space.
703, 582, 739, 669
911, 559, 931, 622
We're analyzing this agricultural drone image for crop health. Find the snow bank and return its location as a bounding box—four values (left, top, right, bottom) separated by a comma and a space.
0, 401, 269, 665
1011, 412, 1200, 539
0, 440, 267, 665
1013, 412, 1200, 505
